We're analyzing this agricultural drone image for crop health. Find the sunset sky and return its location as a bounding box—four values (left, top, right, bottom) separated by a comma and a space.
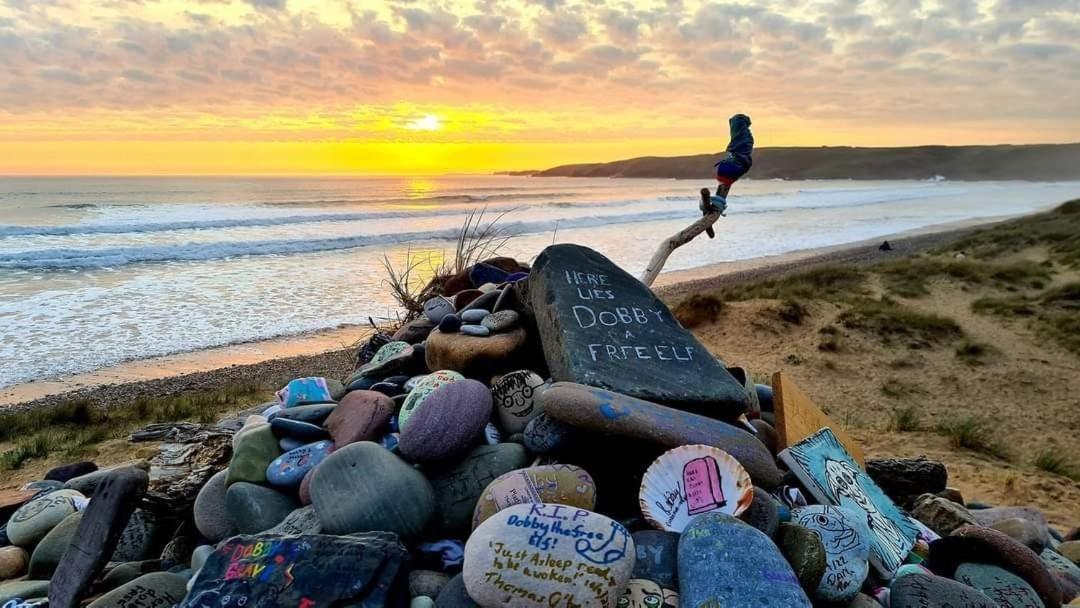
1, 0, 1078, 174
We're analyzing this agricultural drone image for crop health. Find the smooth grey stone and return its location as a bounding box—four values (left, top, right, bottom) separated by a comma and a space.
460, 324, 490, 337
265, 505, 323, 536
193, 470, 236, 542
890, 571, 996, 608
427, 443, 529, 536
191, 545, 214, 571
28, 511, 83, 579
0, 580, 50, 604
460, 309, 489, 324
223, 482, 298, 534
87, 572, 188, 608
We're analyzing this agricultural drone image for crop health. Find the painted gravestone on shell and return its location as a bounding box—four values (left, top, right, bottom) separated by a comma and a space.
779, 429, 919, 578
524, 244, 748, 416
639, 445, 753, 533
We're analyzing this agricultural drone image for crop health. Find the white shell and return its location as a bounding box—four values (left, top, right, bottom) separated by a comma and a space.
639, 444, 754, 532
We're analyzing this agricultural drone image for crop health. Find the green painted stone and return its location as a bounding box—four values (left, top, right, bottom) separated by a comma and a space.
87, 573, 189, 608
398, 370, 463, 430
28, 511, 83, 579
226, 424, 282, 486
778, 523, 827, 595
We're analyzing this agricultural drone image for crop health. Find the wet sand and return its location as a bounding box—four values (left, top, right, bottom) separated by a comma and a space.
0, 216, 1001, 412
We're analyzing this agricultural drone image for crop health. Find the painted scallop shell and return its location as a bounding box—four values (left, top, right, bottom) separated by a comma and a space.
639, 444, 754, 532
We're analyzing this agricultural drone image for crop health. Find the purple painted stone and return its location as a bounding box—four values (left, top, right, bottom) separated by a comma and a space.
399, 380, 493, 463
266, 441, 334, 487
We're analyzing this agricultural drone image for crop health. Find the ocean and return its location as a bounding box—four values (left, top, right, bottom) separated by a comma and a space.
2, 175, 1080, 388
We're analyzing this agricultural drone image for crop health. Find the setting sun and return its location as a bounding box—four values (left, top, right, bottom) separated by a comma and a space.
406, 115, 442, 132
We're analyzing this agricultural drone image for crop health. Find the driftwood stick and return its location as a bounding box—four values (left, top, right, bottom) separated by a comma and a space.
640, 211, 721, 286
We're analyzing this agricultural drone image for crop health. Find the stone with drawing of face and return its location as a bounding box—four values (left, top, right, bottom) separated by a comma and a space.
617, 579, 679, 608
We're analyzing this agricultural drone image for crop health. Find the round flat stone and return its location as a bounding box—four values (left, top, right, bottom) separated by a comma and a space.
0, 580, 50, 604
678, 513, 811, 607
461, 324, 490, 337
279, 436, 306, 452
425, 297, 457, 324
87, 572, 189, 608
28, 511, 82, 578
271, 403, 337, 425
6, 489, 85, 547
359, 341, 415, 377
791, 505, 871, 603
399, 380, 493, 463
491, 370, 546, 434
453, 289, 483, 310
270, 416, 329, 441
399, 370, 464, 431
224, 482, 298, 535
955, 562, 1045, 608
428, 444, 530, 536
439, 314, 463, 333
472, 464, 596, 529
740, 487, 780, 539
890, 571, 996, 608
0, 546, 28, 580
265, 505, 323, 536
435, 573, 480, 608
481, 311, 519, 334
460, 309, 489, 324
462, 289, 500, 313
276, 377, 336, 407
425, 328, 529, 378
463, 503, 635, 608
325, 389, 396, 449
266, 440, 334, 487
410, 569, 450, 599
309, 441, 435, 539
193, 469, 237, 542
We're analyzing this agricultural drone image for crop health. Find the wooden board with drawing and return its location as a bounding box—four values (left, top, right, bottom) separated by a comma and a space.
773, 371, 865, 467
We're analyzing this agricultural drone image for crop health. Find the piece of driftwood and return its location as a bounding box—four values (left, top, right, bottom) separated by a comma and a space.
129, 421, 234, 443
129, 422, 233, 513
640, 210, 721, 286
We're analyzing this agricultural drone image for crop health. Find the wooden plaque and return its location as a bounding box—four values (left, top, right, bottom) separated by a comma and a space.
773, 371, 865, 467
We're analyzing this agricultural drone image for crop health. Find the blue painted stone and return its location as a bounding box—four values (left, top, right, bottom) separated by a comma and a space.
482, 423, 501, 445
469, 263, 509, 288
271, 403, 336, 425
890, 571, 996, 608
678, 513, 811, 607
380, 433, 401, 453
632, 530, 679, 588
460, 309, 488, 324
460, 324, 489, 337
279, 437, 305, 452
438, 314, 462, 333
505, 272, 528, 283
270, 417, 329, 442
424, 296, 456, 324
791, 505, 871, 602
276, 377, 334, 407
522, 413, 571, 454
266, 441, 334, 487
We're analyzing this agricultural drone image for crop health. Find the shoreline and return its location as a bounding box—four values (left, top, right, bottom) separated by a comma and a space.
0, 214, 1004, 412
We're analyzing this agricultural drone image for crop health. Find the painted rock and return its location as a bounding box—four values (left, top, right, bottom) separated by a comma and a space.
483, 423, 501, 445
955, 562, 1045, 608
1042, 548, 1080, 601
639, 445, 753, 532
110, 509, 161, 562
226, 423, 282, 486
777, 523, 827, 595
6, 489, 85, 548
0, 546, 28, 580
425, 296, 457, 324
271, 403, 337, 425
624, 530, 679, 607
523, 413, 572, 454
912, 493, 977, 536
359, 341, 416, 377
791, 505, 872, 602
740, 487, 780, 538
461, 309, 489, 324
473, 464, 596, 529
45, 461, 98, 483
270, 416, 329, 442
930, 525, 1062, 608
276, 376, 335, 407
266, 440, 334, 487
436, 573, 480, 607
310, 441, 435, 539
325, 389, 396, 449
540, 383, 783, 490
678, 513, 811, 607
400, 380, 493, 463
464, 503, 635, 608
492, 370, 546, 434
506, 271, 529, 283
266, 505, 323, 536
399, 370, 465, 430
482, 311, 519, 334
461, 324, 490, 337
525, 244, 749, 415
193, 469, 237, 542
180, 533, 410, 608
86, 572, 189, 608
28, 511, 82, 579
425, 328, 530, 378
439, 314, 463, 333
429, 444, 530, 536
223, 482, 298, 535
470, 263, 510, 287
890, 571, 997, 608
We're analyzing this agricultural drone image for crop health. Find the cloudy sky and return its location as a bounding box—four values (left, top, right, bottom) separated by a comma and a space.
1, 0, 1078, 174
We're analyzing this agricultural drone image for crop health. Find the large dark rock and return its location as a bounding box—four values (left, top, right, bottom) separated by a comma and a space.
866, 457, 947, 506
540, 382, 783, 489
427, 443, 529, 537
890, 571, 996, 608
49, 467, 149, 608
524, 244, 748, 416
179, 533, 410, 608
45, 461, 98, 483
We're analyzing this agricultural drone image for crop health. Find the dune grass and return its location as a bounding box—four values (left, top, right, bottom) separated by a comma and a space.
888, 405, 921, 432
973, 282, 1080, 356
838, 298, 963, 347
876, 258, 1051, 298
935, 416, 1011, 460
1033, 450, 1079, 481
673, 294, 726, 329
940, 199, 1080, 267
954, 339, 1000, 366
0, 383, 268, 472
719, 266, 869, 304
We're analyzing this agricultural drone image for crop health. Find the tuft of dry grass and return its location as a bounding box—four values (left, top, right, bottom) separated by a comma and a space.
673, 294, 726, 329
1034, 450, 1079, 480
839, 298, 963, 347
973, 282, 1080, 355
935, 416, 1011, 460
876, 258, 1051, 298
888, 406, 921, 432
719, 266, 868, 304
954, 339, 1000, 366
940, 199, 1080, 268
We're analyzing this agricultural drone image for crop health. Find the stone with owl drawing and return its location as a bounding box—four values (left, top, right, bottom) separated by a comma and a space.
471, 464, 596, 529
790, 505, 872, 602
491, 370, 547, 434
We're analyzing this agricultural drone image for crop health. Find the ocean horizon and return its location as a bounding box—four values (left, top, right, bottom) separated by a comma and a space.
3, 175, 1080, 388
